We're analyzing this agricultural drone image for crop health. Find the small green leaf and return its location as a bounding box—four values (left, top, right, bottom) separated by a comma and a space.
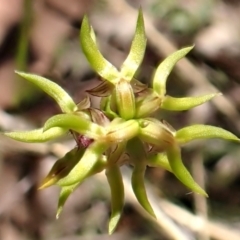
120, 9, 147, 81
15, 71, 77, 113
106, 165, 124, 234
162, 93, 221, 111
114, 79, 136, 119
176, 125, 240, 144
147, 153, 172, 172
152, 46, 193, 96
43, 113, 105, 140
80, 16, 119, 83
57, 141, 108, 186
167, 145, 208, 196
4, 127, 67, 143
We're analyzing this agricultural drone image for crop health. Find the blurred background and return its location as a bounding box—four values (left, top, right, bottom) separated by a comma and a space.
0, 0, 240, 239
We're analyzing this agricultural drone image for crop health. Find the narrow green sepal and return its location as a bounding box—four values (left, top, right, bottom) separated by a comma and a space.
15, 71, 77, 113
162, 93, 221, 111
56, 155, 107, 218
120, 8, 147, 81
131, 164, 156, 217
43, 113, 105, 140
167, 145, 208, 196
106, 166, 124, 234
152, 46, 194, 96
80, 16, 119, 83
57, 141, 108, 186
127, 138, 156, 218
147, 153, 172, 172
176, 124, 240, 144
56, 183, 78, 219
4, 127, 67, 143
39, 147, 84, 189
115, 79, 136, 120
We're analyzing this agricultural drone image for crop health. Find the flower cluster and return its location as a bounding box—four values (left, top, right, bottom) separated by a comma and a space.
4, 10, 239, 234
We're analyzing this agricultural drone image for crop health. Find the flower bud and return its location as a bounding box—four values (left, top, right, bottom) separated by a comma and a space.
135, 92, 161, 118
138, 118, 175, 149
114, 79, 136, 120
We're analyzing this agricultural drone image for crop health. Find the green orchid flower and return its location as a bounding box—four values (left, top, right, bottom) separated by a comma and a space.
3, 9, 239, 235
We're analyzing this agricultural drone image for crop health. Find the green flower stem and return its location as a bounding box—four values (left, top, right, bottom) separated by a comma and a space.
15, 71, 77, 113
166, 145, 208, 196
127, 138, 156, 218
147, 153, 172, 172
176, 125, 240, 144
105, 165, 124, 234
161, 93, 221, 111
4, 127, 67, 143
43, 113, 105, 140
57, 141, 108, 186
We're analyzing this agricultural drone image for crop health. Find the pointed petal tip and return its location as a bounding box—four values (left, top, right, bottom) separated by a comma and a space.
38, 177, 57, 190
198, 190, 208, 198
56, 208, 62, 219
